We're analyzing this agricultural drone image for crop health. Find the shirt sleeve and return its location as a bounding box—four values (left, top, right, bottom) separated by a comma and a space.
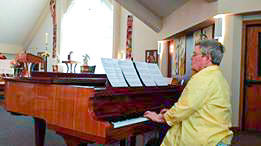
164, 75, 211, 126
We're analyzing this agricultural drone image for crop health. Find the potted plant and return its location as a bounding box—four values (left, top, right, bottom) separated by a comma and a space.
81, 54, 95, 73
83, 54, 90, 65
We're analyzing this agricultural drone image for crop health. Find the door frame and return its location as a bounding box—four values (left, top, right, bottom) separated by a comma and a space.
240, 20, 261, 130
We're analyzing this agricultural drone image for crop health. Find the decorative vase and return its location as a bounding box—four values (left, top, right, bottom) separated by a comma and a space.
80, 65, 96, 73
52, 65, 58, 72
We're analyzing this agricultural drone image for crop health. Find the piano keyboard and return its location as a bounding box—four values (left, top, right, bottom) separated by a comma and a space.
112, 117, 149, 128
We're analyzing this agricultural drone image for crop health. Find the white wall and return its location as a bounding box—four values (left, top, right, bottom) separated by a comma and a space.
26, 0, 67, 72
112, 1, 121, 58
27, 13, 53, 71
160, 0, 217, 40
118, 8, 160, 61
218, 0, 261, 14
220, 15, 243, 126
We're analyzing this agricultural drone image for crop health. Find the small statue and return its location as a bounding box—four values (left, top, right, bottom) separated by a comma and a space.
68, 51, 73, 61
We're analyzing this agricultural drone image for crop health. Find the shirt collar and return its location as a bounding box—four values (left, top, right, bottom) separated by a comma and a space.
192, 65, 220, 78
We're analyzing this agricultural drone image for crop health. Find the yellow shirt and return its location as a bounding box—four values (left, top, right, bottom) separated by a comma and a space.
162, 65, 233, 146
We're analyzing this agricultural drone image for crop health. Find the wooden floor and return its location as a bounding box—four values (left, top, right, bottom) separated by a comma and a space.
231, 131, 261, 146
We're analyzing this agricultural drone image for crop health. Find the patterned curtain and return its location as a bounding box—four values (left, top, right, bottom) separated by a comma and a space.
50, 0, 57, 58
126, 15, 133, 60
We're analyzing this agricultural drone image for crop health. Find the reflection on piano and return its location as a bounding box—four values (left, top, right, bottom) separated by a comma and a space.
4, 72, 183, 146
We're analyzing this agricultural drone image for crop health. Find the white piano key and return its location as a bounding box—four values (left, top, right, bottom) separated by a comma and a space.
112, 117, 149, 128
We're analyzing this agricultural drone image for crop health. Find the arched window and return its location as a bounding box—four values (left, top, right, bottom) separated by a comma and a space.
61, 0, 113, 73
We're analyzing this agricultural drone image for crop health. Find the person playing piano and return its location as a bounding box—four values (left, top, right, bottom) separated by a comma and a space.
144, 40, 233, 146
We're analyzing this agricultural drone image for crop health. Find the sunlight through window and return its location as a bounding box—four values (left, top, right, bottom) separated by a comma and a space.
61, 0, 113, 73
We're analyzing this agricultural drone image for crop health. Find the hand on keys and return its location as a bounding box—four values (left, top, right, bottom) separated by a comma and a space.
144, 110, 167, 123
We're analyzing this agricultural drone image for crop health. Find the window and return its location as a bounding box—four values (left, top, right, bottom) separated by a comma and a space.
61, 0, 113, 73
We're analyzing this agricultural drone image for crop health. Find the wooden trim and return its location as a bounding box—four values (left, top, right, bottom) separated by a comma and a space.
239, 21, 246, 131
164, 19, 215, 40
237, 11, 261, 17
242, 20, 261, 26
212, 23, 215, 39
167, 41, 171, 77
240, 20, 261, 130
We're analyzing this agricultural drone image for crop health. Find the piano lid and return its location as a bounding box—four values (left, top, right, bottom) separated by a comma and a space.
5, 72, 108, 87
31, 71, 106, 78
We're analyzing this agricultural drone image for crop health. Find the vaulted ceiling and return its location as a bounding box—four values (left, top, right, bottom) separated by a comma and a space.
0, 0, 47, 46
138, 0, 190, 17
0, 0, 215, 49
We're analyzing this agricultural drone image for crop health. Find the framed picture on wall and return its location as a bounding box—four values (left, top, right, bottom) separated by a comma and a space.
202, 25, 214, 40
173, 36, 186, 76
193, 24, 214, 46
193, 29, 202, 45
145, 50, 158, 64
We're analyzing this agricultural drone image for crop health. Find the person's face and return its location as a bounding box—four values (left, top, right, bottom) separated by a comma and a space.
191, 45, 211, 72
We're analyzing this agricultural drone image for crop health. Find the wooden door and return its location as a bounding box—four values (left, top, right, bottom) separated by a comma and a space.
244, 25, 261, 131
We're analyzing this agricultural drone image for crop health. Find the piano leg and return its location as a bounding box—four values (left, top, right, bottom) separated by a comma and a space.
130, 136, 136, 146
119, 136, 136, 146
60, 133, 93, 146
63, 137, 81, 146
120, 139, 127, 146
34, 117, 46, 146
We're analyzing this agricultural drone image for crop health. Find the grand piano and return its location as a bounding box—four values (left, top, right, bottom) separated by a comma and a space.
3, 72, 183, 146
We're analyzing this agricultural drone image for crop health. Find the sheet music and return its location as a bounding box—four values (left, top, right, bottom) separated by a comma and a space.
146, 63, 168, 86
134, 62, 156, 86
118, 60, 143, 87
101, 58, 128, 87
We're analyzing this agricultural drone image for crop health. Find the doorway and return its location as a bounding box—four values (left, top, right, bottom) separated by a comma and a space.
242, 21, 261, 132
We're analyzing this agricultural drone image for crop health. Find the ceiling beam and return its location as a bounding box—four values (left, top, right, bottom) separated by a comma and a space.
114, 0, 162, 32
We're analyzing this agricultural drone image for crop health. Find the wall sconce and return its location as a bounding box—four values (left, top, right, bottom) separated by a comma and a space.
118, 50, 125, 60
214, 14, 226, 43
157, 41, 163, 55
214, 17, 223, 38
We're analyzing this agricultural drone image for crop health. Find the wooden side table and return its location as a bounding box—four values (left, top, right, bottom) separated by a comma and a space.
16, 53, 44, 77
62, 60, 80, 73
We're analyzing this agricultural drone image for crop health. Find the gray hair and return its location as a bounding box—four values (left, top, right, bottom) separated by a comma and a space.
195, 40, 225, 65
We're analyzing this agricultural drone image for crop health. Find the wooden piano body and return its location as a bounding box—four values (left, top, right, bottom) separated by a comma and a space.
4, 72, 183, 145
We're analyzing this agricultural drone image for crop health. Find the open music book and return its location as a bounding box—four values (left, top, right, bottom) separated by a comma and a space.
101, 58, 128, 87
135, 61, 168, 86
101, 58, 168, 87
